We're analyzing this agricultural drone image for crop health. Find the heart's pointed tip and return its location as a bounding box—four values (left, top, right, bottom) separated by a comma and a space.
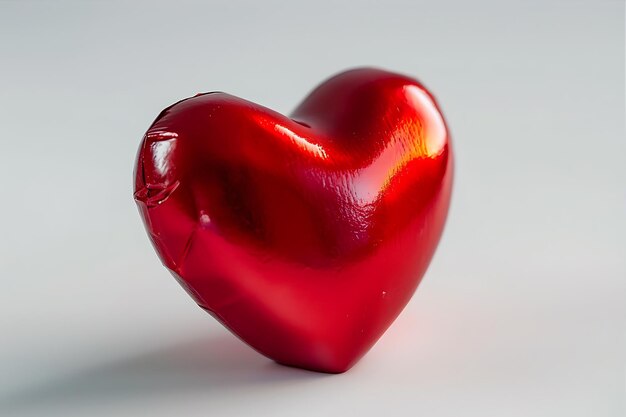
270, 348, 362, 374
273, 359, 353, 375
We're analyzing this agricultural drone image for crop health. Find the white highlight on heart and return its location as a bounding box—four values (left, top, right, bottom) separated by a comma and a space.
275, 124, 328, 159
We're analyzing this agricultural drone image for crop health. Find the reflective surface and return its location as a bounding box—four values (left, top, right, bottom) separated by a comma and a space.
134, 68, 453, 373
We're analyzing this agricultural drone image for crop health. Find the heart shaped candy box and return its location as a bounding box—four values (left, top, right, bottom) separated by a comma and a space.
134, 68, 453, 373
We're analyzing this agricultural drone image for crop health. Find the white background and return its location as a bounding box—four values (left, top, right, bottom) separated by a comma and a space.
1, 1, 624, 416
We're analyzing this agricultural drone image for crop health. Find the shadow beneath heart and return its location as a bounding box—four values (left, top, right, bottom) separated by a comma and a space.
0, 333, 328, 413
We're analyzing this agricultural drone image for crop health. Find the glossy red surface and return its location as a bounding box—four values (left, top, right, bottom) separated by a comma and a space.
134, 68, 453, 373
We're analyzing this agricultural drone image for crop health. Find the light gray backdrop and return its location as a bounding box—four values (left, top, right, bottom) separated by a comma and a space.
0, 0, 624, 416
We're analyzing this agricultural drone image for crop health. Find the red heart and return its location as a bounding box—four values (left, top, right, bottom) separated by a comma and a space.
134, 68, 453, 373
